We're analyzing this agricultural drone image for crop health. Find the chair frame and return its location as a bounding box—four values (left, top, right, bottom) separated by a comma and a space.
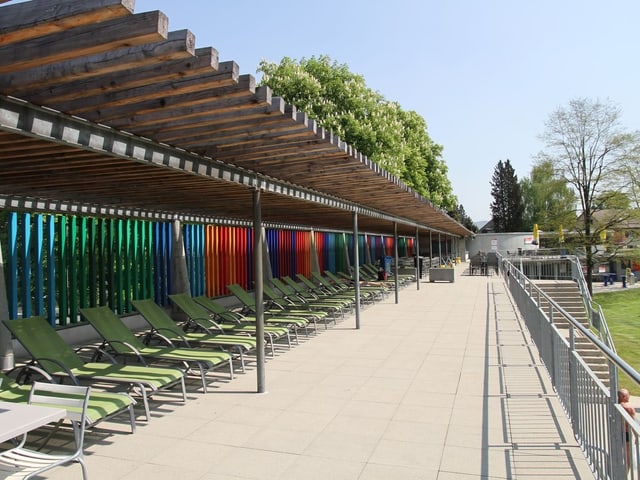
0, 382, 91, 480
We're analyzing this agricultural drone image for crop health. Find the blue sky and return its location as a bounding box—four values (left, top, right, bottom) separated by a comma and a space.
48, 1, 640, 221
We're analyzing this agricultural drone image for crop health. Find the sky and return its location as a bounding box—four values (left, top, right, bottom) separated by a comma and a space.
31, 0, 640, 222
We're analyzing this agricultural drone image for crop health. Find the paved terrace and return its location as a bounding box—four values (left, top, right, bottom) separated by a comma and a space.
42, 264, 595, 480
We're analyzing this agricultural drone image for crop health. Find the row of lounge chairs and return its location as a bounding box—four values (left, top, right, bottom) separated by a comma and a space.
0, 270, 405, 477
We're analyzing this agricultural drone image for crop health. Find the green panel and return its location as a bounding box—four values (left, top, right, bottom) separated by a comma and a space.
79, 217, 88, 308
57, 216, 68, 326
116, 219, 124, 313
68, 216, 78, 323
89, 218, 97, 307
132, 220, 140, 300
46, 216, 56, 325
107, 219, 116, 309
98, 219, 107, 307
124, 219, 132, 312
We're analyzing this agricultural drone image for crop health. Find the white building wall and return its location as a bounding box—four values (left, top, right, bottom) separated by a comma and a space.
466, 232, 538, 257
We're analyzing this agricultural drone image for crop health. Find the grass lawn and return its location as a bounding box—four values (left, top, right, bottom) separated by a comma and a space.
593, 289, 640, 397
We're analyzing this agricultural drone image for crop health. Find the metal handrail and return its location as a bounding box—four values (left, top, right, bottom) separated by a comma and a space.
569, 256, 616, 352
498, 253, 640, 479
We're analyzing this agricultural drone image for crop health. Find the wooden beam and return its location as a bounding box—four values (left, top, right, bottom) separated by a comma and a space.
104, 87, 259, 129
0, 0, 134, 44
47, 49, 224, 112
1, 30, 200, 98
0, 10, 168, 74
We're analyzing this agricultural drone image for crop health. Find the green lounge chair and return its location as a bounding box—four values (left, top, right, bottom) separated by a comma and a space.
79, 306, 233, 393
281, 275, 355, 310
264, 281, 338, 317
2, 316, 186, 422
132, 299, 257, 372
272, 277, 352, 311
296, 273, 372, 305
226, 283, 315, 334
168, 293, 289, 356
262, 283, 337, 329
314, 271, 385, 302
0, 370, 137, 434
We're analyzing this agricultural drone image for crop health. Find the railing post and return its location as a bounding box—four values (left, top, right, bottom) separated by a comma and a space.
548, 304, 556, 384
609, 364, 625, 479
568, 325, 579, 433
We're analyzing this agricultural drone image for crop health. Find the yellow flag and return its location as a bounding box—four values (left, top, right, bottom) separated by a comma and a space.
558, 225, 564, 243
533, 224, 539, 244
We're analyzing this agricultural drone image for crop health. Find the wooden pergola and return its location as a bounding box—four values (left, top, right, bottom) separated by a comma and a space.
0, 0, 472, 390
0, 0, 470, 239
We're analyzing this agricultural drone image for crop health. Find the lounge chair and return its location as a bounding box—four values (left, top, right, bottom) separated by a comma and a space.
296, 273, 374, 305
226, 283, 315, 335
131, 298, 257, 372
281, 275, 355, 311
262, 282, 339, 328
316, 271, 386, 302
271, 276, 352, 312
361, 263, 413, 286
0, 369, 137, 434
168, 293, 290, 356
79, 306, 233, 393
3, 316, 186, 421
0, 382, 91, 479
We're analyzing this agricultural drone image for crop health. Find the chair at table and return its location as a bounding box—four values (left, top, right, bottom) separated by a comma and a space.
0, 382, 91, 479
0, 369, 136, 434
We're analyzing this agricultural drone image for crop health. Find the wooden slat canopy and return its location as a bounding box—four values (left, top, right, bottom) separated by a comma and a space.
0, 0, 471, 238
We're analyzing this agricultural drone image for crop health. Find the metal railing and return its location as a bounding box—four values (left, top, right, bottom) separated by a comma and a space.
499, 255, 640, 479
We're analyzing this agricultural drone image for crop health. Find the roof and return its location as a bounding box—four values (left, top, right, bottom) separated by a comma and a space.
0, 0, 471, 238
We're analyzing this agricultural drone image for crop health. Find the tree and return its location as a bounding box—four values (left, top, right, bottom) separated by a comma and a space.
490, 159, 524, 232
258, 55, 458, 213
537, 97, 639, 293
451, 204, 478, 232
520, 159, 576, 232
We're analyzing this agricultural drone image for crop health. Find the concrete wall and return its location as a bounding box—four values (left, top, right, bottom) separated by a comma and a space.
466, 232, 538, 257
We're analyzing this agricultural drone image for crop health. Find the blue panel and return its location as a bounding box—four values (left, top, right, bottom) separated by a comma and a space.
20, 213, 31, 318
34, 215, 44, 315
46, 216, 56, 325
7, 212, 18, 319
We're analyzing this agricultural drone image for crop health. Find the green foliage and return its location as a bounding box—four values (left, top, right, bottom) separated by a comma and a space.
258, 55, 458, 212
593, 289, 640, 396
490, 159, 524, 232
521, 159, 576, 231
539, 97, 640, 292
450, 204, 477, 232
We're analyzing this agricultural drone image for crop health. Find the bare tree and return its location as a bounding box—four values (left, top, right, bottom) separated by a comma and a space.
538, 98, 638, 293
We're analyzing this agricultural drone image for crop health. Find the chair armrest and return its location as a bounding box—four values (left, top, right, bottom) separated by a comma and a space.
184, 316, 225, 334
6, 363, 56, 385
30, 357, 80, 384
74, 344, 119, 364
143, 329, 182, 347
104, 340, 148, 365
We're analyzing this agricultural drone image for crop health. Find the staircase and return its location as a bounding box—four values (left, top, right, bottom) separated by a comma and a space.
534, 281, 610, 386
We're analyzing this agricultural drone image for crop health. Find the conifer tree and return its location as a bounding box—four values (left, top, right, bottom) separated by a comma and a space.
490, 159, 524, 232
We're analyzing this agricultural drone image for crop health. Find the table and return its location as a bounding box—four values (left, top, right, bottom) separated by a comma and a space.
0, 401, 66, 443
